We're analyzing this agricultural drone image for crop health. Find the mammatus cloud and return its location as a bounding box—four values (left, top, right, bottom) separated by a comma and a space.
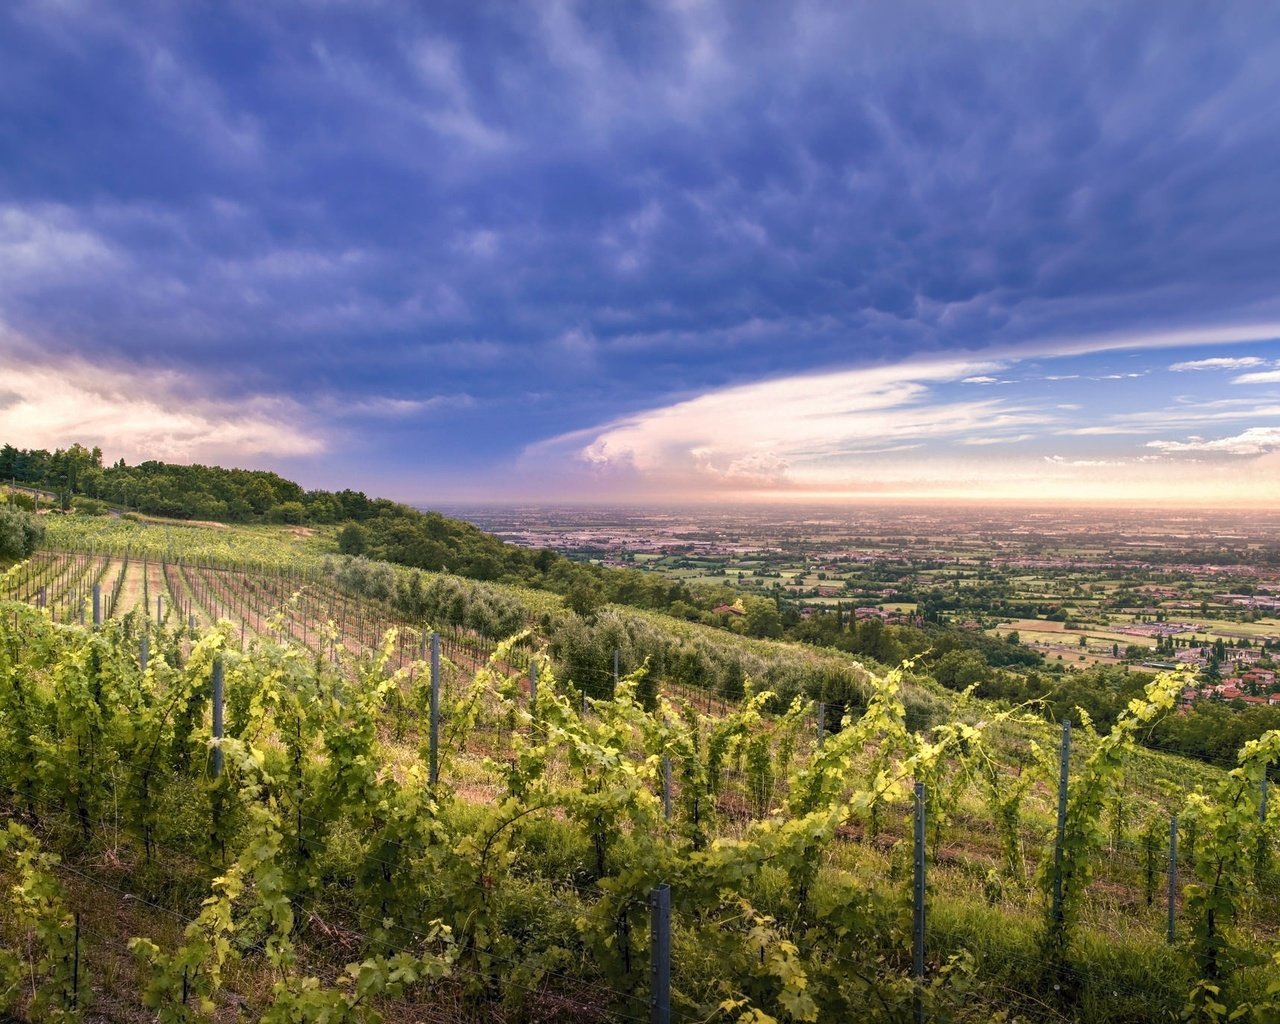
1169, 356, 1266, 371
5, 3, 1280, 501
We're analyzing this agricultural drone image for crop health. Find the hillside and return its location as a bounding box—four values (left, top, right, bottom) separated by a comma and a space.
3, 515, 1280, 1021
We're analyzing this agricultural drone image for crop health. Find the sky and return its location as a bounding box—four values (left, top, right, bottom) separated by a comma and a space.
2, 0, 1280, 506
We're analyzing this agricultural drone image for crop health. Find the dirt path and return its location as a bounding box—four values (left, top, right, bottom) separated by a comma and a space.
110, 558, 146, 618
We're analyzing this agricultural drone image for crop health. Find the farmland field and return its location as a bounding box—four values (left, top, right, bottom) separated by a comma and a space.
454, 504, 1280, 670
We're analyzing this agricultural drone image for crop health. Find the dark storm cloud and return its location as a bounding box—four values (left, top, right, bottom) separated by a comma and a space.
2, 0, 1279, 490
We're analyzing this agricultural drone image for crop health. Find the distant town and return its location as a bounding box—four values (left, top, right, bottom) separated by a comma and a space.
450, 503, 1280, 702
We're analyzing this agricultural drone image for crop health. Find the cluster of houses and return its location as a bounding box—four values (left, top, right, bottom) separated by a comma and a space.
791, 604, 912, 624
1179, 667, 1279, 709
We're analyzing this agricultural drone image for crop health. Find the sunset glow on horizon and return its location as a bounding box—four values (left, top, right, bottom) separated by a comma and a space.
514, 333, 1280, 506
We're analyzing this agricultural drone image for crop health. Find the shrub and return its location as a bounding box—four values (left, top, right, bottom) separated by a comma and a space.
267, 501, 307, 524
0, 506, 44, 559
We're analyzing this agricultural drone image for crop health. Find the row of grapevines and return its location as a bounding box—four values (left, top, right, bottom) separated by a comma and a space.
5, 584, 1280, 1021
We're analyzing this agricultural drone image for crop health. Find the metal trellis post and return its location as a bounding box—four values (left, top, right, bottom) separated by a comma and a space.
211, 656, 225, 777
914, 782, 926, 1024
1051, 720, 1071, 934
429, 631, 441, 788
663, 730, 673, 821
650, 884, 671, 1024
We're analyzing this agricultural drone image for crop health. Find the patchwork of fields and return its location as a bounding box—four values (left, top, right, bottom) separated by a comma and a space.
458, 504, 1280, 669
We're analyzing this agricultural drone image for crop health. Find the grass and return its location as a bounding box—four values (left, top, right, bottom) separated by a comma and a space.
1174, 620, 1280, 640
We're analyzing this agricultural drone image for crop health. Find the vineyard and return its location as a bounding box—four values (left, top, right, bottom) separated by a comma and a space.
1, 548, 501, 672
3, 546, 1280, 1022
